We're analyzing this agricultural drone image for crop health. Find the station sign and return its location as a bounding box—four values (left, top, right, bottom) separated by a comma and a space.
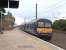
0, 0, 19, 8
0, 0, 8, 8
9, 0, 19, 8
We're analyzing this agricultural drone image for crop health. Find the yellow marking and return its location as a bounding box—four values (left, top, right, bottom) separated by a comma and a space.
37, 28, 52, 33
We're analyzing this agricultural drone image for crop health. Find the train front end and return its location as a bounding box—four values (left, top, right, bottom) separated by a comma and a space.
36, 19, 53, 40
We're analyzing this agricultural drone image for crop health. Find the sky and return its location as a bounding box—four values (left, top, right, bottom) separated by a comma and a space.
5, 0, 66, 25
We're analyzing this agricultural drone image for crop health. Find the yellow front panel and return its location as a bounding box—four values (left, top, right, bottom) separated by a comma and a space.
37, 28, 52, 33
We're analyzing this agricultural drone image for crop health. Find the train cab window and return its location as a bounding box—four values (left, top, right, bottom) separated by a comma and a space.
45, 23, 52, 28
38, 22, 44, 27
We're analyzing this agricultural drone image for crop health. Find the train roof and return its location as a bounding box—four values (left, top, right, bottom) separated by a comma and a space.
23, 19, 52, 25
37, 19, 52, 23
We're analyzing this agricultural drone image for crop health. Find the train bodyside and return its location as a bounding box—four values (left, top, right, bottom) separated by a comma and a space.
22, 19, 53, 40
31, 19, 52, 40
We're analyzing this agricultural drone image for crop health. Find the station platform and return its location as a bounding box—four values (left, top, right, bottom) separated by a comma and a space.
0, 28, 64, 50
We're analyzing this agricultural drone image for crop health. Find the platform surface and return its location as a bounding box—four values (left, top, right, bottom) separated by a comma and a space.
0, 28, 64, 50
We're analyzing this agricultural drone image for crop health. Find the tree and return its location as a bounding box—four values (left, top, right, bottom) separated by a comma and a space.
7, 11, 12, 16
0, 8, 6, 19
52, 20, 61, 29
53, 19, 66, 31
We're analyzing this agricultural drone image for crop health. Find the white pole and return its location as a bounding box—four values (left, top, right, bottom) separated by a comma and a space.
8, 0, 9, 9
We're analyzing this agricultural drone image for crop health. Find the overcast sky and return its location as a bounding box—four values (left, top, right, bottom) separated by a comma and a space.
5, 0, 66, 25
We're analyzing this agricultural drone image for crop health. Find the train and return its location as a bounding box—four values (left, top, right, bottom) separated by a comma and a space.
20, 19, 53, 40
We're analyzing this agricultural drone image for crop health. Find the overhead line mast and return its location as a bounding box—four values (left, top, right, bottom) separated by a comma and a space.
36, 3, 37, 20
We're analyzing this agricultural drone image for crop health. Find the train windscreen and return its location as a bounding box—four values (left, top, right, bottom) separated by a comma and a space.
45, 23, 52, 28
38, 22, 51, 28
38, 22, 44, 27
